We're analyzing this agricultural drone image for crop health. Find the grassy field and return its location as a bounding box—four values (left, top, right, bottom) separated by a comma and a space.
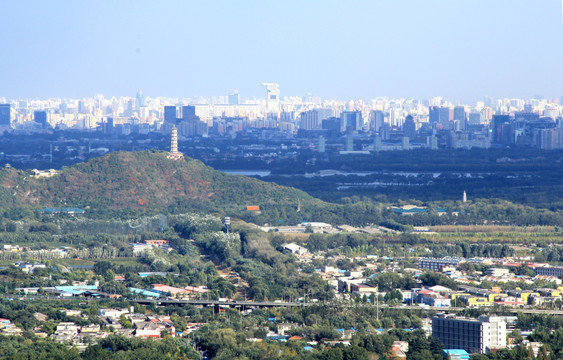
429, 225, 555, 233
422, 228, 563, 243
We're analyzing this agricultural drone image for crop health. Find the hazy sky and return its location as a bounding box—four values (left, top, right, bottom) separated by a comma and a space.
2, 1, 563, 103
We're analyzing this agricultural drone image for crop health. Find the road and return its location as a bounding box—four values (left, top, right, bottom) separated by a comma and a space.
9, 296, 563, 315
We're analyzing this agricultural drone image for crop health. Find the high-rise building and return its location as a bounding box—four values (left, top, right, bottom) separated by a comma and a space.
300, 110, 320, 130
491, 115, 510, 144
262, 83, 280, 113
468, 112, 481, 125
228, 91, 240, 105
0, 104, 11, 126
439, 107, 453, 129
136, 90, 145, 109
454, 106, 467, 130
34, 111, 48, 128
164, 106, 178, 124
432, 315, 506, 354
429, 106, 440, 124
403, 115, 416, 140
181, 106, 196, 121
370, 110, 385, 132
340, 111, 362, 133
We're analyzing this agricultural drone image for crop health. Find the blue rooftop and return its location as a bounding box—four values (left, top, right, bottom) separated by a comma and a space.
444, 349, 470, 359
55, 285, 98, 295
129, 287, 161, 298
39, 207, 85, 214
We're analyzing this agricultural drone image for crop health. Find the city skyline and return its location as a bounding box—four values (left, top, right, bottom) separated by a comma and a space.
2, 1, 563, 102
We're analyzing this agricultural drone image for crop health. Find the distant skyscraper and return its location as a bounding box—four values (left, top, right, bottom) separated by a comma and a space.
182, 105, 196, 121
228, 90, 240, 105
300, 110, 320, 130
164, 106, 178, 124
78, 100, 86, 114
0, 104, 11, 126
370, 110, 385, 132
34, 111, 48, 128
492, 115, 510, 144
454, 106, 467, 130
429, 106, 440, 124
136, 90, 145, 109
340, 111, 362, 133
403, 115, 416, 140
468, 112, 481, 125
262, 83, 280, 113
439, 107, 453, 129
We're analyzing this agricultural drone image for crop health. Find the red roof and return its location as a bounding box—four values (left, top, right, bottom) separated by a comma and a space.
246, 206, 260, 211
418, 289, 436, 295
503, 262, 522, 267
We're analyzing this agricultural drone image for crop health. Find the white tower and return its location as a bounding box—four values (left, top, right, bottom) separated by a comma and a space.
168, 125, 183, 160
262, 83, 280, 113
171, 125, 178, 153
462, 190, 467, 203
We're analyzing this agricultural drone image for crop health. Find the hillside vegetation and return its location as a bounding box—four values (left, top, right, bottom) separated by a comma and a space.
0, 151, 326, 218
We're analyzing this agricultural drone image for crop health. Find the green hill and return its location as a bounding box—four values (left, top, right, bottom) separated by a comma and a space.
0, 151, 328, 221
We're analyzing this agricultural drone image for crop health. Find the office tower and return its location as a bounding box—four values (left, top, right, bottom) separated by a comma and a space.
370, 110, 385, 132
34, 111, 48, 128
432, 315, 506, 354
182, 105, 196, 121
340, 111, 362, 133
136, 90, 145, 109
468, 112, 481, 125
491, 115, 510, 143
429, 106, 440, 124
164, 106, 178, 124
228, 90, 240, 105
300, 110, 319, 130
262, 83, 280, 113
389, 108, 404, 127
454, 106, 467, 130
403, 115, 416, 140
439, 107, 453, 128
484, 96, 494, 107
0, 104, 11, 126
318, 136, 326, 153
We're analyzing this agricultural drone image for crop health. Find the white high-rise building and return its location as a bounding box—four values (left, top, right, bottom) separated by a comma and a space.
262, 83, 280, 113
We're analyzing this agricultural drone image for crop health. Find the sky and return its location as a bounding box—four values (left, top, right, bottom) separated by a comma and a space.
1, 0, 563, 103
